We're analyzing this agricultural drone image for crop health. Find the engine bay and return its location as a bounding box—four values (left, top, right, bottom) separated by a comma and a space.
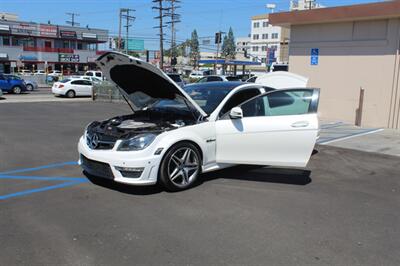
86, 109, 197, 141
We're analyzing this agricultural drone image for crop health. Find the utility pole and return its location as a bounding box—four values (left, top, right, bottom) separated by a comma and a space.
118, 9, 123, 51
153, 0, 169, 70
121, 8, 136, 55
66, 12, 80, 27
165, 0, 181, 66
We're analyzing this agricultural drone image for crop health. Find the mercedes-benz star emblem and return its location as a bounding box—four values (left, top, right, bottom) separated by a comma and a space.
88, 133, 99, 149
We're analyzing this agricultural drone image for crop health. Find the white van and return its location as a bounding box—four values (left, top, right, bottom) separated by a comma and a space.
85, 71, 103, 79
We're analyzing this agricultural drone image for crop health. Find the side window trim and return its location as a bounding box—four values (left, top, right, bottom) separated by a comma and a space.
238, 88, 320, 117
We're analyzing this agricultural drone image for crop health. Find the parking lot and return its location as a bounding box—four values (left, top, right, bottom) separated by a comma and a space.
0, 101, 399, 265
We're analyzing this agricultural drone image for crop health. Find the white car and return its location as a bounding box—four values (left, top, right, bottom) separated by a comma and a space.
52, 78, 93, 98
189, 71, 205, 80
48, 70, 62, 76
71, 75, 102, 84
19, 70, 32, 75
33, 70, 46, 75
78, 52, 320, 191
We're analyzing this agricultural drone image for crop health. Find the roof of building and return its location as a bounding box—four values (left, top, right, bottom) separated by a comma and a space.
251, 14, 269, 20
269, 1, 400, 26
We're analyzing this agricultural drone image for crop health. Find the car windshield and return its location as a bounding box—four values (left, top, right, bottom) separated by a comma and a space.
183, 84, 234, 115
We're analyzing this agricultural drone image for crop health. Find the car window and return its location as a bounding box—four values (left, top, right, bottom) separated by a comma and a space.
246, 76, 257, 83
197, 77, 207, 83
86, 72, 93, 76
95, 72, 102, 77
71, 80, 86, 85
184, 86, 232, 115
207, 76, 222, 82
226, 76, 240, 81
220, 88, 261, 117
168, 74, 182, 82
240, 89, 314, 117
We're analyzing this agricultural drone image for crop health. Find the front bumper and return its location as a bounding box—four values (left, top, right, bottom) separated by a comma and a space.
78, 136, 162, 185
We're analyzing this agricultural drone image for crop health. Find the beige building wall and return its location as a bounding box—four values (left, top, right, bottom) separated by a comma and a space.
288, 18, 400, 129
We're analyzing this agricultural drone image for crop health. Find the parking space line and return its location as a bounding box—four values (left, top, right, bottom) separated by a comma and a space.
0, 180, 86, 200
0, 175, 87, 182
318, 128, 383, 145
0, 161, 78, 175
320, 121, 345, 129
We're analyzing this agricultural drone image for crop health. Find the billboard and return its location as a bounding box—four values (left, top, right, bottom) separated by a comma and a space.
40, 25, 57, 37
126, 39, 144, 51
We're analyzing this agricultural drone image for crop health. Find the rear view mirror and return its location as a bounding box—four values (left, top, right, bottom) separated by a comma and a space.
229, 107, 243, 119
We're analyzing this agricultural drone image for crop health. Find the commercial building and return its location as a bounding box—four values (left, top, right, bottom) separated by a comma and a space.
249, 14, 289, 67
0, 16, 108, 74
270, 1, 400, 129
235, 36, 251, 60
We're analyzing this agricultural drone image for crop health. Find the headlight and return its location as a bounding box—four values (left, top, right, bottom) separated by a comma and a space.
117, 134, 156, 151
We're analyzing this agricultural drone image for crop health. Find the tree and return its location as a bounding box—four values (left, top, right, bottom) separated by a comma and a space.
189, 30, 200, 68
221, 27, 236, 60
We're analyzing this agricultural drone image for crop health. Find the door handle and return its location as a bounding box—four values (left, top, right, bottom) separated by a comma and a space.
291, 121, 309, 128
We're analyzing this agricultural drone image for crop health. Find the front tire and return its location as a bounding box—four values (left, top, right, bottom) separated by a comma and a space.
66, 90, 75, 98
12, 86, 22, 94
159, 142, 202, 192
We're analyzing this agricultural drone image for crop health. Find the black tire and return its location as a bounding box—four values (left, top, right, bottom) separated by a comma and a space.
26, 84, 34, 91
159, 142, 202, 192
66, 90, 75, 98
12, 86, 22, 94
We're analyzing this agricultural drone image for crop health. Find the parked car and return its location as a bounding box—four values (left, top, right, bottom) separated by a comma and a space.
0, 88, 3, 97
270, 62, 289, 72
0, 74, 27, 94
33, 70, 46, 75
78, 52, 320, 191
18, 70, 32, 75
52, 78, 93, 98
196, 75, 231, 83
71, 75, 103, 84
167, 73, 185, 87
5, 75, 38, 91
48, 70, 62, 76
85, 70, 103, 79
189, 71, 205, 80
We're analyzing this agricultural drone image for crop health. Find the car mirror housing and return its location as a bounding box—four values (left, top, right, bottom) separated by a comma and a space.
229, 107, 243, 119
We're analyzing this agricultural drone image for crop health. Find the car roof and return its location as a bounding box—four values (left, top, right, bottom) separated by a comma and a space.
184, 81, 243, 90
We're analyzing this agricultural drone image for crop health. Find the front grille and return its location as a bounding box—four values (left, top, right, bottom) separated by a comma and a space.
86, 132, 116, 150
80, 154, 114, 179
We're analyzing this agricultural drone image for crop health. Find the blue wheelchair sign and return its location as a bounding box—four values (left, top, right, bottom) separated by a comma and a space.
311, 48, 319, 65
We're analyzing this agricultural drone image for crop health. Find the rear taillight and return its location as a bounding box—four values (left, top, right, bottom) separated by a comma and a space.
58, 84, 64, 88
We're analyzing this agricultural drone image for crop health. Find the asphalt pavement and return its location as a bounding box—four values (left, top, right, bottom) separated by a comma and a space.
0, 101, 399, 266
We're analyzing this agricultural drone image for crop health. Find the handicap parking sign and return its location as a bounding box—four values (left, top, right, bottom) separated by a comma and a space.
311, 48, 319, 65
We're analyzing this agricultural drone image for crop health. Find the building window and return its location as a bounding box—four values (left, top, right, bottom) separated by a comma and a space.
262, 33, 268, 39
252, 46, 259, 52
77, 42, 83, 50
262, 46, 267, 51
253, 34, 259, 40
263, 21, 268, 27
270, 45, 278, 50
271, 33, 279, 39
2, 36, 10, 46
253, 22, 260, 28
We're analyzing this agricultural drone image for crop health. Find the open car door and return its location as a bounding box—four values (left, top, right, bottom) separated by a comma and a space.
255, 71, 309, 89
215, 88, 319, 167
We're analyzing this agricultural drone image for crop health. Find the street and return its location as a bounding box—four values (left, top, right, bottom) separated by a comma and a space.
0, 101, 399, 265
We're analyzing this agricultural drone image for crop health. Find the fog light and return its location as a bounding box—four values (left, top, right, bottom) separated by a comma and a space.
115, 166, 144, 178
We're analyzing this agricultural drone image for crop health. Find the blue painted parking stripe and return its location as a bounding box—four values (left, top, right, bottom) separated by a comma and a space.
0, 161, 78, 175
0, 180, 86, 200
0, 175, 87, 182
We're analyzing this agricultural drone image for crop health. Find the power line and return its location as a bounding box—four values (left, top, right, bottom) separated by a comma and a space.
66, 12, 80, 27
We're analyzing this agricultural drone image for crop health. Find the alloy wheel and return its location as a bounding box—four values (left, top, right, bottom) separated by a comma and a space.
167, 147, 199, 187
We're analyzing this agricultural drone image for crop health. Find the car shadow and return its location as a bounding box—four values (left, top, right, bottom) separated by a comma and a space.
200, 165, 312, 186
84, 171, 164, 195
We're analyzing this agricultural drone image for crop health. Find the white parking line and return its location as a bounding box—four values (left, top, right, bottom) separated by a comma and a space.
318, 128, 384, 145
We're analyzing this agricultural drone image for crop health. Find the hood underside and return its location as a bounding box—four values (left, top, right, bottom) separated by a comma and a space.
96, 52, 207, 117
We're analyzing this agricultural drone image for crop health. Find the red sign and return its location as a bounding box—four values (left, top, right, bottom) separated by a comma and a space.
40, 25, 57, 37
60, 30, 77, 38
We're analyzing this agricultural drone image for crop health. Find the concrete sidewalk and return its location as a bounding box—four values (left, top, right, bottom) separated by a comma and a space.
326, 129, 400, 157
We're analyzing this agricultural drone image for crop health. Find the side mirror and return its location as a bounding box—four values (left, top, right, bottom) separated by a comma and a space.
229, 107, 243, 119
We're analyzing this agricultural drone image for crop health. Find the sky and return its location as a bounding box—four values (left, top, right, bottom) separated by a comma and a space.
0, 0, 383, 50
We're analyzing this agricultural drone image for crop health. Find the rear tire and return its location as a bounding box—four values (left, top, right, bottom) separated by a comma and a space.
66, 90, 75, 98
159, 142, 202, 192
12, 86, 22, 94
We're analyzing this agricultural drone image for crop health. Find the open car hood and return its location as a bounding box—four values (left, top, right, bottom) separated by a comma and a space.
96, 52, 207, 117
